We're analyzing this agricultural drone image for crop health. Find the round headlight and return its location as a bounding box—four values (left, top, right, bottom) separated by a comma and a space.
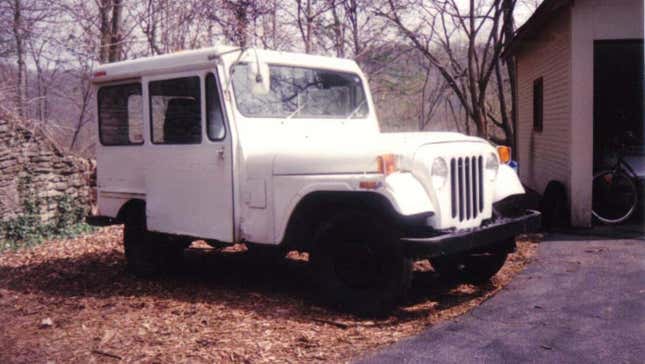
431, 157, 449, 189
485, 152, 499, 180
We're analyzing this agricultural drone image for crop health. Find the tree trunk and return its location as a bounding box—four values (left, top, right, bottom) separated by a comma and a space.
108, 0, 123, 62
502, 0, 518, 155
98, 0, 110, 62
330, 1, 344, 57
349, 0, 359, 56
305, 0, 312, 53
13, 0, 26, 117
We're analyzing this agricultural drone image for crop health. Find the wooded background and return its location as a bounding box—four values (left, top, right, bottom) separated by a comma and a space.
0, 0, 541, 157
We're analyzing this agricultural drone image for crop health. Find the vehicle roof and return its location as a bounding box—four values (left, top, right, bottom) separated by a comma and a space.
92, 46, 363, 84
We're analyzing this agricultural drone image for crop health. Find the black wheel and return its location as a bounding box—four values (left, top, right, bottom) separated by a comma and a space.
540, 181, 569, 230
592, 170, 638, 224
123, 205, 186, 276
431, 243, 510, 285
310, 211, 412, 316
245, 244, 287, 263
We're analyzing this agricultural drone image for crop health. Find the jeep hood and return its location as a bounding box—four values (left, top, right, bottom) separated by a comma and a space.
272, 132, 484, 175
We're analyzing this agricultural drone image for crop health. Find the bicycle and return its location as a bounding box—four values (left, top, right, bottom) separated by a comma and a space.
592, 140, 641, 224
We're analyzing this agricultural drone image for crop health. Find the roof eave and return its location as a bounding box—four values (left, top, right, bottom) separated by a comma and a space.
503, 0, 574, 58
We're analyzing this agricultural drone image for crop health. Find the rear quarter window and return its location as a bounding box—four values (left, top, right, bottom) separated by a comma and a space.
98, 83, 144, 145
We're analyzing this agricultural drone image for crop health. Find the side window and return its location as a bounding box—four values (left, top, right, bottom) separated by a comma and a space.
98, 83, 143, 145
149, 76, 202, 144
533, 77, 543, 132
206, 73, 226, 140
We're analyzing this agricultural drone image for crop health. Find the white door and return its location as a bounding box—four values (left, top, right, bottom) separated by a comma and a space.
143, 70, 233, 241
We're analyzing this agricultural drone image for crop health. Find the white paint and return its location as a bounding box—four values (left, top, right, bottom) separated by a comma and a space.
383, 172, 435, 216
494, 165, 526, 202
515, 7, 572, 220
142, 70, 234, 240
93, 47, 526, 245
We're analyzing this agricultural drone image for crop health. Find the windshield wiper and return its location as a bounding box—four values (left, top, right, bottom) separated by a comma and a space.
346, 99, 366, 119
286, 99, 308, 119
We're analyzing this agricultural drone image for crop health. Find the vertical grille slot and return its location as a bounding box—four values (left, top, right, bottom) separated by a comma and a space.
450, 158, 457, 218
478, 156, 484, 211
458, 158, 464, 221
465, 157, 471, 220
450, 155, 484, 222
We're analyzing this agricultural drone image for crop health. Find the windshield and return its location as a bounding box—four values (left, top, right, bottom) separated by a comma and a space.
231, 63, 368, 119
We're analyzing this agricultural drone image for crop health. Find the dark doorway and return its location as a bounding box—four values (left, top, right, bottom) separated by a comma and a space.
593, 40, 644, 169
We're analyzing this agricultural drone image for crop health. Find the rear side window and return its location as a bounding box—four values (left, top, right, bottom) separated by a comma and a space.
149, 76, 202, 144
206, 73, 226, 140
98, 83, 144, 145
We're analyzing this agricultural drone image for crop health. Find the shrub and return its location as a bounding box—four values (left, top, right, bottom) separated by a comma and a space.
0, 176, 95, 251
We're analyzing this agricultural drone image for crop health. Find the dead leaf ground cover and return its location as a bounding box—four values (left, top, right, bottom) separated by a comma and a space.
0, 226, 538, 363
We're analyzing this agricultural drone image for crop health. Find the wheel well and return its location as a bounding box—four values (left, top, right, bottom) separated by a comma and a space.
280, 191, 399, 252
116, 199, 146, 223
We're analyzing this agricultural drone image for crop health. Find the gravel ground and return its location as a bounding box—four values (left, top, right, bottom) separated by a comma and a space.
0, 226, 537, 363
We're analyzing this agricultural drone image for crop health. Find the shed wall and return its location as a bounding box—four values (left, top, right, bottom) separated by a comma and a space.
515, 9, 572, 202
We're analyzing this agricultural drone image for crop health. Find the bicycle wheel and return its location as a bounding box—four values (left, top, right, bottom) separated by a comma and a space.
592, 170, 638, 224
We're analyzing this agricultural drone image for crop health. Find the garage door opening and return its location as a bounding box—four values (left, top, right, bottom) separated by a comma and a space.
593, 40, 644, 167
593, 39, 644, 224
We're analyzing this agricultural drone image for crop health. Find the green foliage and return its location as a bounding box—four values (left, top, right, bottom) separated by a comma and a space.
0, 176, 95, 252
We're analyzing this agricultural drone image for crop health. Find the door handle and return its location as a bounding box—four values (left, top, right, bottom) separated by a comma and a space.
216, 146, 225, 160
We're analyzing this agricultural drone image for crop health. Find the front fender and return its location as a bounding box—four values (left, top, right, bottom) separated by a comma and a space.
273, 173, 434, 243
493, 164, 525, 202
382, 172, 435, 216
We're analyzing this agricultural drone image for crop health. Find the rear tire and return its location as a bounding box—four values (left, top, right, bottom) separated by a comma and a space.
123, 205, 186, 276
310, 211, 412, 317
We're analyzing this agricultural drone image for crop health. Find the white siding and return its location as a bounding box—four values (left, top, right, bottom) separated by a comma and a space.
516, 9, 572, 198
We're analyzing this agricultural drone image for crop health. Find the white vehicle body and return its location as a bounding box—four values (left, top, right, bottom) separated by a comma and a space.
91, 46, 525, 247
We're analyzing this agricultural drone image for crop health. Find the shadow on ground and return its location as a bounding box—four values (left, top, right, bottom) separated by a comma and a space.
0, 246, 493, 321
546, 213, 645, 242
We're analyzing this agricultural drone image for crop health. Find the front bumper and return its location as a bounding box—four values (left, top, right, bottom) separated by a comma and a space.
402, 209, 541, 258
85, 215, 119, 227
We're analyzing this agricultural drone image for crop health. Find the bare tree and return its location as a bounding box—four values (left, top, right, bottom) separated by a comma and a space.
98, 0, 124, 62
2, 0, 54, 117
294, 0, 332, 53
418, 62, 448, 130
135, 0, 214, 55
376, 0, 519, 145
8, 0, 27, 117
0, 1, 13, 58
207, 0, 272, 48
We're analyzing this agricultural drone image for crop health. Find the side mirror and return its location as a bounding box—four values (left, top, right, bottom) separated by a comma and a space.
248, 54, 270, 96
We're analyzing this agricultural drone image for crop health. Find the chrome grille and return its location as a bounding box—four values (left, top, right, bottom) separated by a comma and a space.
450, 156, 484, 221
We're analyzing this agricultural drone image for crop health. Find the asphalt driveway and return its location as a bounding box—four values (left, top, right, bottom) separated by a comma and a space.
358, 233, 645, 363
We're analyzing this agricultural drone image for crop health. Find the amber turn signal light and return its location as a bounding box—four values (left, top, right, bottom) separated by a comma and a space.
377, 154, 398, 175
359, 180, 381, 189
496, 145, 512, 164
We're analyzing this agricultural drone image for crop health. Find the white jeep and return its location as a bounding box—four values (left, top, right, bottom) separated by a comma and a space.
88, 46, 539, 315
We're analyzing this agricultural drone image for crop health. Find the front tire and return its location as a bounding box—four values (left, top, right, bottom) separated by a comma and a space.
310, 211, 412, 316
431, 243, 510, 284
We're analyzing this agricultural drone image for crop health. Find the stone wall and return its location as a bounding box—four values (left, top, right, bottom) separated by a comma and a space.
0, 113, 94, 223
